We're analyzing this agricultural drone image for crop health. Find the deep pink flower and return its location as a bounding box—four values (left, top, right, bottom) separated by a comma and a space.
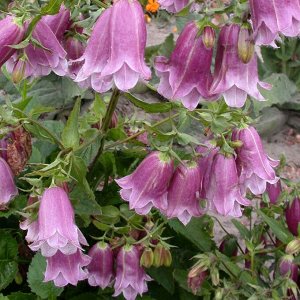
249, 0, 300, 46
0, 157, 18, 207
0, 16, 25, 68
157, 0, 189, 13
279, 255, 298, 283
155, 22, 215, 110
113, 245, 151, 300
75, 0, 151, 92
6, 20, 67, 78
206, 153, 251, 217
285, 197, 300, 236
233, 126, 279, 195
44, 249, 91, 287
42, 5, 71, 41
29, 187, 88, 257
87, 242, 114, 289
266, 181, 282, 204
210, 24, 271, 107
115, 151, 174, 215
165, 162, 203, 225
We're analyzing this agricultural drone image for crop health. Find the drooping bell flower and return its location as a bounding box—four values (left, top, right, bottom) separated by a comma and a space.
187, 265, 208, 295
0, 16, 25, 68
165, 161, 203, 225
113, 245, 151, 300
42, 5, 71, 41
206, 153, 251, 217
249, 0, 300, 47
87, 242, 114, 289
115, 151, 174, 215
157, 0, 189, 13
75, 0, 151, 92
44, 249, 91, 287
6, 20, 68, 78
266, 180, 282, 204
29, 187, 88, 257
233, 126, 279, 195
154, 22, 216, 110
210, 24, 271, 108
0, 157, 18, 207
285, 197, 300, 236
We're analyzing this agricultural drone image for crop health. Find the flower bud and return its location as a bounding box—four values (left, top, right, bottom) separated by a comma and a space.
286, 197, 300, 236
153, 244, 172, 267
279, 255, 298, 283
140, 247, 154, 268
219, 235, 238, 257
266, 180, 282, 204
238, 26, 255, 64
286, 239, 300, 255
187, 265, 207, 294
202, 26, 215, 49
12, 59, 26, 84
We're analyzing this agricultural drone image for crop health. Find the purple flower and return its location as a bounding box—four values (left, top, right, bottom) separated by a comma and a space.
249, 0, 300, 46
44, 249, 91, 287
6, 20, 68, 78
157, 0, 189, 13
42, 5, 71, 41
155, 22, 215, 110
206, 153, 251, 217
233, 126, 279, 195
87, 242, 114, 288
0, 157, 18, 207
165, 162, 203, 225
115, 151, 174, 215
279, 255, 298, 283
29, 187, 88, 257
285, 197, 300, 236
113, 245, 151, 300
210, 24, 271, 108
0, 16, 25, 68
75, 0, 151, 92
266, 180, 282, 204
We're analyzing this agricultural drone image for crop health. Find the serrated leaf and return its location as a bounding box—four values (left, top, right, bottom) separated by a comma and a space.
148, 267, 175, 294
27, 253, 63, 299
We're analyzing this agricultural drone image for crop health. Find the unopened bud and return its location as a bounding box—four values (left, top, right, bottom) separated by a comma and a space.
285, 197, 300, 236
162, 248, 172, 267
12, 60, 26, 84
238, 26, 254, 64
153, 244, 172, 267
187, 265, 207, 294
286, 238, 300, 255
202, 26, 215, 49
140, 248, 154, 268
211, 267, 219, 286
279, 254, 298, 282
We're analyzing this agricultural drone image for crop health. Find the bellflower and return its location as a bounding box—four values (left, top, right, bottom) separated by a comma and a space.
279, 255, 299, 283
44, 249, 91, 287
157, 0, 189, 13
0, 157, 18, 207
155, 22, 215, 110
87, 242, 114, 289
165, 162, 203, 225
206, 153, 251, 217
113, 245, 151, 300
210, 24, 271, 107
29, 187, 88, 257
0, 16, 25, 68
249, 0, 300, 46
115, 151, 174, 215
266, 180, 282, 204
233, 126, 279, 195
75, 0, 151, 92
285, 197, 300, 236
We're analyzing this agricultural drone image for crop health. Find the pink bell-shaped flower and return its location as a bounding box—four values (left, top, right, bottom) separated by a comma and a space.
75, 0, 151, 92
233, 126, 279, 195
155, 22, 215, 110
157, 0, 189, 13
0, 16, 25, 68
210, 24, 271, 108
279, 255, 299, 283
285, 197, 300, 236
0, 157, 18, 207
115, 151, 174, 215
113, 245, 151, 300
87, 242, 114, 289
206, 153, 251, 217
165, 161, 203, 225
249, 0, 300, 46
29, 187, 88, 257
266, 180, 282, 204
44, 249, 91, 287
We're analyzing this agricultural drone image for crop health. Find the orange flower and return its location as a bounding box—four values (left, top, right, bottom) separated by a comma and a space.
146, 0, 160, 13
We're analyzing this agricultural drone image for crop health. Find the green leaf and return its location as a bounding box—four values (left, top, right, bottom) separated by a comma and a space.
124, 93, 175, 113
8, 292, 36, 300
41, 0, 63, 15
0, 231, 18, 291
27, 253, 63, 299
177, 132, 200, 146
62, 99, 81, 149
258, 210, 293, 244
148, 267, 175, 294
231, 219, 251, 240
168, 218, 214, 252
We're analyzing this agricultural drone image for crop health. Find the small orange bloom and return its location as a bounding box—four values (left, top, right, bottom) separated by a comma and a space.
146, 0, 160, 13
